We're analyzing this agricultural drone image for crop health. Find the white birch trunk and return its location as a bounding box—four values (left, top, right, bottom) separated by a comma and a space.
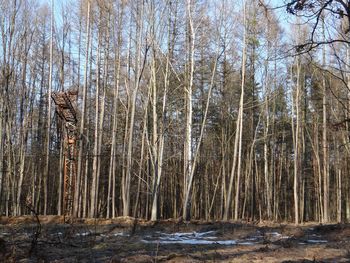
90, 30, 101, 218
183, 0, 195, 221
234, 0, 247, 221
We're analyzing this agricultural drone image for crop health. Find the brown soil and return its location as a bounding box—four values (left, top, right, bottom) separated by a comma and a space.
0, 216, 349, 262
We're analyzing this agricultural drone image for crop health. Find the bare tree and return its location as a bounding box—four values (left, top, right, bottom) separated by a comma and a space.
74, 0, 91, 218
224, 0, 247, 221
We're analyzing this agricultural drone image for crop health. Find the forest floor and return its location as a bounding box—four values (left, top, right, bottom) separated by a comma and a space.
0, 216, 350, 262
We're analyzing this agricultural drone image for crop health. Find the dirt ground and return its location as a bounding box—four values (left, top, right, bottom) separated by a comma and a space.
0, 216, 350, 262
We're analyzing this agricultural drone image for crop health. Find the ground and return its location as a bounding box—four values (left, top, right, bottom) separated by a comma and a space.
0, 216, 350, 262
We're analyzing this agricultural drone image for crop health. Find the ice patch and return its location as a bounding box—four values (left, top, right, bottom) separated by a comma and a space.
265, 232, 290, 240
306, 239, 328, 243
141, 231, 235, 246
216, 240, 237, 245
193, 230, 217, 237
237, 241, 256, 245
141, 230, 291, 246
163, 231, 216, 238
266, 232, 281, 236
246, 237, 258, 241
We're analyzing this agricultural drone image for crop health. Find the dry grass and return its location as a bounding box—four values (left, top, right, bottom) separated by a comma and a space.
1, 217, 350, 262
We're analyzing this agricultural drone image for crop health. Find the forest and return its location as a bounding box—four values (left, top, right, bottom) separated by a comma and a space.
1, 0, 350, 225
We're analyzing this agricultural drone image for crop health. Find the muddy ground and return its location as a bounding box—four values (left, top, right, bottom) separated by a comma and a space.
0, 216, 350, 262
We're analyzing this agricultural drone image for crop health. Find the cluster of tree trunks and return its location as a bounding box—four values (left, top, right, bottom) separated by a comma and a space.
1, 0, 350, 223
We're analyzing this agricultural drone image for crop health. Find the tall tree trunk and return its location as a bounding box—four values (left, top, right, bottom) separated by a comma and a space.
74, 0, 91, 217
123, 1, 145, 216
321, 17, 329, 223
224, 0, 247, 221
292, 58, 301, 224
183, 0, 195, 221
107, 4, 123, 218
43, 0, 54, 215
233, 0, 246, 220
90, 28, 102, 218
263, 16, 271, 220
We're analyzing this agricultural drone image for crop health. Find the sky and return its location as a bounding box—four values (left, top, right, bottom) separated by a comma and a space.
38, 0, 293, 28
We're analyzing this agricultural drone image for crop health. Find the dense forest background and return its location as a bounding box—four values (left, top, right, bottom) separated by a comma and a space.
1, 0, 350, 224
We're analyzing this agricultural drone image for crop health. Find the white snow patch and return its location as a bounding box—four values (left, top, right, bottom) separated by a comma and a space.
76, 232, 90, 236
265, 232, 289, 240
113, 232, 129, 237
141, 230, 292, 246
194, 230, 217, 237
266, 232, 281, 236
141, 231, 236, 245
142, 238, 236, 245
164, 231, 216, 238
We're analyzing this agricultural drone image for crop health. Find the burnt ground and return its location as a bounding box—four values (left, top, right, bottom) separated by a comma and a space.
0, 216, 350, 262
